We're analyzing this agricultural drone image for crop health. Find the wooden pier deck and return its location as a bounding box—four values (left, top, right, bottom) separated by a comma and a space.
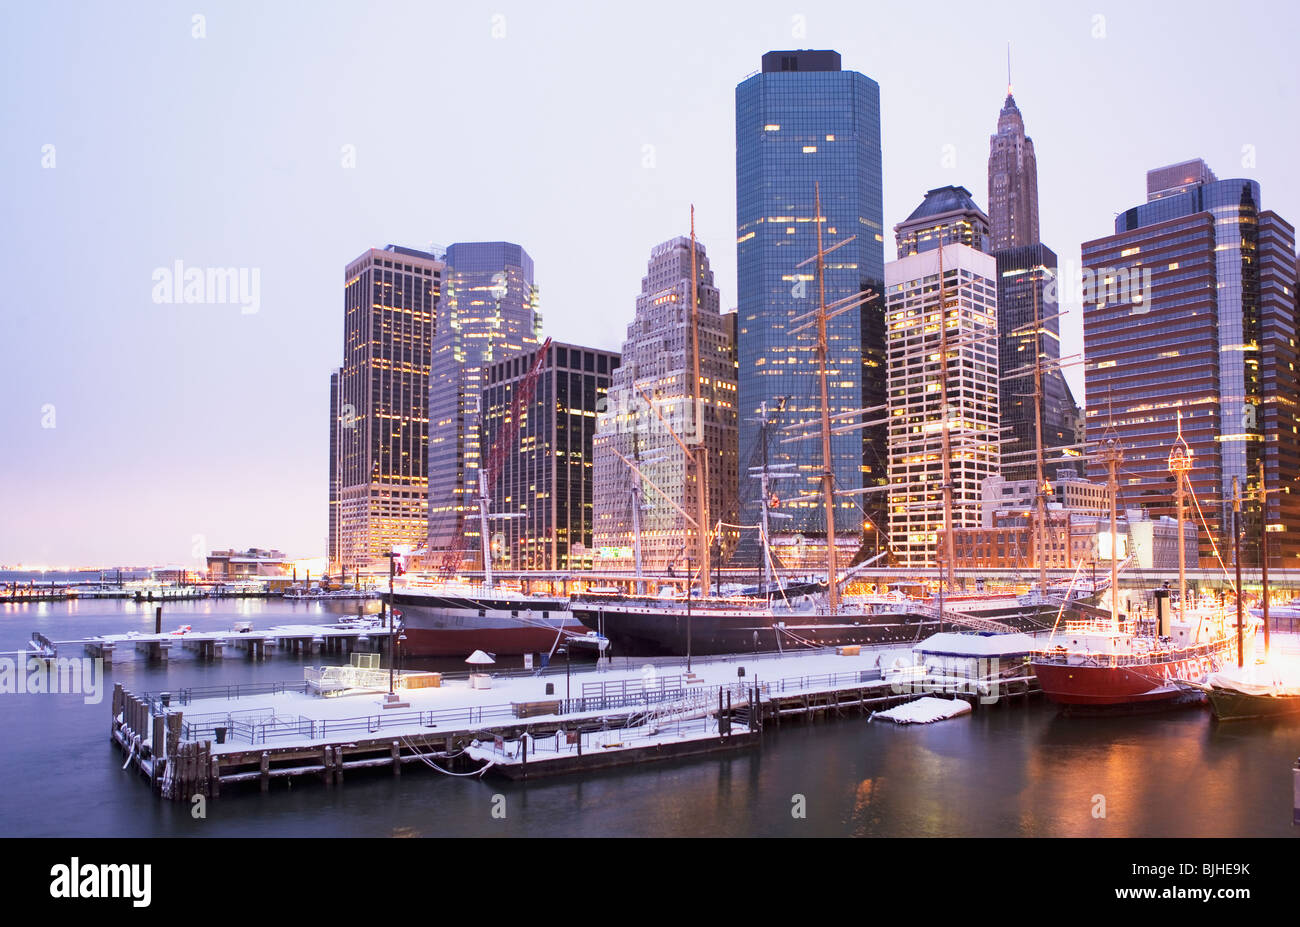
108, 644, 1041, 797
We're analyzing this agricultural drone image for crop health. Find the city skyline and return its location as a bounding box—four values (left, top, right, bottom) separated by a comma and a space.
4, 1, 1299, 565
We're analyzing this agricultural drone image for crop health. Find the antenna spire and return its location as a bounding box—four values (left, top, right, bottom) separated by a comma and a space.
1006, 42, 1012, 95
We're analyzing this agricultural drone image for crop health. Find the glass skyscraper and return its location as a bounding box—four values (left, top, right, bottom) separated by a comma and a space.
735, 50, 885, 541
427, 242, 541, 561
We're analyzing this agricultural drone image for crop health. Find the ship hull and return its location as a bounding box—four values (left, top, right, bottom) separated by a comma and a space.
1206, 688, 1300, 721
392, 591, 583, 657
572, 601, 1056, 657
1031, 648, 1230, 708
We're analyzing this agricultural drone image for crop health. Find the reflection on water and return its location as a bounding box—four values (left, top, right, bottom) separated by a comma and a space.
1, 601, 1297, 837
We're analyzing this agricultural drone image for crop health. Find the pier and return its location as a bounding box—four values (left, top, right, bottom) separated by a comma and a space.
41, 620, 394, 667
109, 644, 1040, 798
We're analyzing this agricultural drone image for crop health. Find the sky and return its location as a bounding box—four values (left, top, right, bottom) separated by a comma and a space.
2, 0, 1297, 567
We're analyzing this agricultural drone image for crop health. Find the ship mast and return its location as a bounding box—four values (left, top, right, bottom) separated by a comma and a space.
937, 241, 957, 595
813, 183, 840, 613
1259, 457, 1271, 659
688, 206, 711, 598
1101, 437, 1122, 632
1031, 258, 1048, 596
630, 413, 644, 594
1168, 410, 1192, 624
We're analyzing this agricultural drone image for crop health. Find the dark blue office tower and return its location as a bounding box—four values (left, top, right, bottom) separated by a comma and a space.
735, 50, 885, 551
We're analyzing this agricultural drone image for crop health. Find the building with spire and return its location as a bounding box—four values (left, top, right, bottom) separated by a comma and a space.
986, 87, 1080, 482
987, 89, 1039, 251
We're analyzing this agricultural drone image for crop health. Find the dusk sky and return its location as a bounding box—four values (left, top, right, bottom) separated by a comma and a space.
2, 0, 1297, 567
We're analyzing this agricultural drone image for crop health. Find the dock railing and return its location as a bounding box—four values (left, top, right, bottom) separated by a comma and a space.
156, 665, 887, 747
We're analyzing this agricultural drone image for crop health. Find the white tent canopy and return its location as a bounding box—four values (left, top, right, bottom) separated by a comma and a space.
465, 649, 496, 665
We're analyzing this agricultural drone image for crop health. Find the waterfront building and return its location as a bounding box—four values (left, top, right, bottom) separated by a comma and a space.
206, 548, 292, 579
592, 236, 738, 574
980, 469, 1109, 527
332, 245, 442, 571
735, 49, 886, 546
481, 342, 620, 571
945, 510, 1195, 571
426, 242, 542, 565
986, 90, 1080, 481
885, 237, 1000, 570
1082, 159, 1300, 565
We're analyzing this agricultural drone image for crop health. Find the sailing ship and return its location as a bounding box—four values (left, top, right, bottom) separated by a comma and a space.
1031, 419, 1256, 709
573, 195, 1087, 656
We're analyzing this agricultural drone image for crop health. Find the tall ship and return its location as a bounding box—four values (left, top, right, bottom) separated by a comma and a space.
1031, 420, 1256, 708
573, 196, 1091, 656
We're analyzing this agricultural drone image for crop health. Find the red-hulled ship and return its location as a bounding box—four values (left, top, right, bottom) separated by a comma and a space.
1031, 609, 1249, 707
1031, 420, 1256, 709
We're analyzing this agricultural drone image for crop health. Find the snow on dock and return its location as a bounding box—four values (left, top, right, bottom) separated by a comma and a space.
873, 696, 973, 725
78, 618, 392, 665
109, 643, 1039, 797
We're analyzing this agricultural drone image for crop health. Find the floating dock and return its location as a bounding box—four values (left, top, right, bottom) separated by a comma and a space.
75, 620, 393, 666
109, 645, 1040, 798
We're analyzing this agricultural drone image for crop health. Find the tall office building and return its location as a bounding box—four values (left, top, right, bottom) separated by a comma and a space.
987, 90, 1039, 251
592, 237, 738, 573
986, 91, 1080, 481
1082, 160, 1300, 565
332, 245, 442, 571
736, 49, 886, 549
885, 239, 1001, 569
895, 185, 992, 256
427, 242, 542, 563
327, 368, 341, 567
482, 342, 620, 571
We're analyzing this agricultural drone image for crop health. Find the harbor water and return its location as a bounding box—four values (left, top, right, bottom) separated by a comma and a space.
2, 599, 1298, 837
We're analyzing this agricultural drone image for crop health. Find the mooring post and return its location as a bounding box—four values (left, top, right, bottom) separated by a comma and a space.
1294, 757, 1299, 827
259, 752, 269, 792
391, 740, 401, 776
155, 605, 162, 635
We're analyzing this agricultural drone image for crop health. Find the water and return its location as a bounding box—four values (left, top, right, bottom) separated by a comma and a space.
2, 599, 1297, 837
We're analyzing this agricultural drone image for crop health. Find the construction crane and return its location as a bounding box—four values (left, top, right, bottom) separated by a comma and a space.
436, 337, 553, 583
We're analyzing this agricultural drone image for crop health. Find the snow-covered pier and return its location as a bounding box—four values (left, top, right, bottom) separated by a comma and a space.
109, 643, 1041, 798
75, 619, 393, 666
